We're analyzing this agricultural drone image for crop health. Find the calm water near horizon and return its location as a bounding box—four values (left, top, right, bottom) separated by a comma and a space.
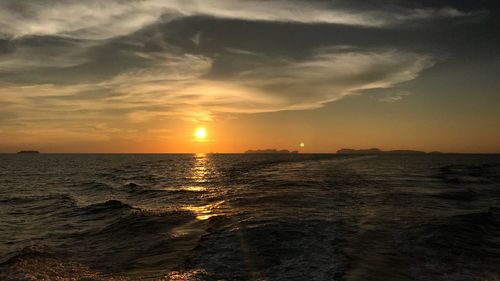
1, 154, 500, 280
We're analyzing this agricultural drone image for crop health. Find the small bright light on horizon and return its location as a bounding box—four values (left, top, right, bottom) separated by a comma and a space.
194, 127, 207, 140
300, 142, 305, 148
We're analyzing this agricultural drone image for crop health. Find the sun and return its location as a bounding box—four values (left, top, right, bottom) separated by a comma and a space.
194, 127, 207, 140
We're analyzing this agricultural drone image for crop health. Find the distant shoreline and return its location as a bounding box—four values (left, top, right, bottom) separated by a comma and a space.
16, 150, 40, 154
336, 148, 439, 155
1, 151, 498, 155
336, 148, 442, 155
245, 149, 299, 154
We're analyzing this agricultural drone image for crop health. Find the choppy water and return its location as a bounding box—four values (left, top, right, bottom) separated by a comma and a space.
1, 154, 500, 280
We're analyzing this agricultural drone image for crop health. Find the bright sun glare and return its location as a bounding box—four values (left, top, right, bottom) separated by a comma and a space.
194, 127, 207, 140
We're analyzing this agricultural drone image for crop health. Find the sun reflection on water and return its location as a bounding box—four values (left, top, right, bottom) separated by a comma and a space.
169, 153, 260, 278
179, 185, 206, 192
182, 153, 223, 220
190, 153, 211, 182
183, 200, 225, 220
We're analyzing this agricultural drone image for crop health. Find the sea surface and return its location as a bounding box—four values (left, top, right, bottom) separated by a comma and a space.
1, 154, 500, 280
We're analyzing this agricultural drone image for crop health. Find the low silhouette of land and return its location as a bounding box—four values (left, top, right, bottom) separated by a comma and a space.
337, 148, 429, 154
245, 149, 299, 154
17, 150, 40, 154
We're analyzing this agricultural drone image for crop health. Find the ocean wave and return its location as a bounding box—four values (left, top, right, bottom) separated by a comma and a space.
121, 182, 162, 195
0, 245, 54, 265
81, 180, 117, 191
422, 208, 500, 247
394, 208, 500, 280
76, 199, 135, 215
438, 163, 500, 185
2, 201, 202, 277
62, 203, 198, 273
2, 154, 500, 280
0, 245, 122, 281
0, 194, 76, 206
430, 188, 478, 201
182, 218, 345, 280
0, 194, 78, 218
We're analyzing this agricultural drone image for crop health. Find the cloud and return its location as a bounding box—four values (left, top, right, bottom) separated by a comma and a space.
0, 0, 450, 146
0, 47, 434, 126
232, 47, 433, 110
0, 38, 91, 72
378, 90, 412, 103
0, 0, 481, 40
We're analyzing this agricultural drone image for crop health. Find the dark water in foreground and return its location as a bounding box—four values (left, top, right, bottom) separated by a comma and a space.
1, 154, 500, 281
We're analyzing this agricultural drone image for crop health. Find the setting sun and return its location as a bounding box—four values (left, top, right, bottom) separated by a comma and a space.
194, 127, 207, 140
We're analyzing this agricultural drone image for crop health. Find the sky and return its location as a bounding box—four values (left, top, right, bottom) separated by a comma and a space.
0, 0, 499, 153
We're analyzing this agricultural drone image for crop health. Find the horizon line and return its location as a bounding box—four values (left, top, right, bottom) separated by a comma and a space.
2, 152, 500, 155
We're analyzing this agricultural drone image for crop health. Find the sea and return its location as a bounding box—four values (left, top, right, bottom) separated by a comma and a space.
0, 153, 499, 280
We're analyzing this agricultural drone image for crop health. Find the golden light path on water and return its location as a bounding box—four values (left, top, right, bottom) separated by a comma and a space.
172, 153, 260, 280
183, 201, 225, 221
182, 153, 224, 220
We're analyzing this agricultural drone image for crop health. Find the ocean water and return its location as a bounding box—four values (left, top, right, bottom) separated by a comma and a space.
1, 153, 500, 281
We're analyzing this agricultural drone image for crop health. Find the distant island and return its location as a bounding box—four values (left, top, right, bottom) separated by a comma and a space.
336, 148, 429, 154
17, 150, 40, 154
245, 149, 298, 154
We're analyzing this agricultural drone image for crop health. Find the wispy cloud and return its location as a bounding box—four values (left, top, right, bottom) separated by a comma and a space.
0, 0, 481, 39
378, 90, 412, 103
0, 38, 91, 72
0, 47, 434, 127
